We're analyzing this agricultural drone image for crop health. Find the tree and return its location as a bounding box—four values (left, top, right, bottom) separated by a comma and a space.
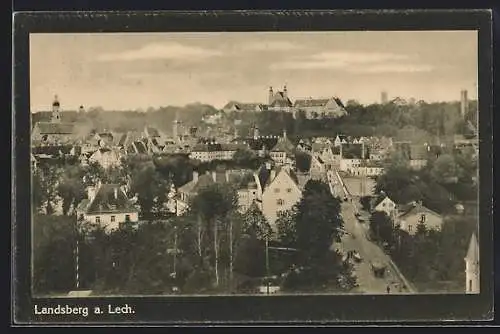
33, 165, 61, 215
295, 151, 312, 172
359, 196, 372, 212
130, 164, 170, 217
57, 165, 87, 215
275, 209, 297, 247
369, 211, 394, 245
33, 214, 77, 294
232, 149, 258, 168
241, 203, 272, 240
430, 154, 461, 184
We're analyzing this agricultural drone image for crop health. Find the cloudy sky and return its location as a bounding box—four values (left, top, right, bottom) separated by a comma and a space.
30, 31, 477, 111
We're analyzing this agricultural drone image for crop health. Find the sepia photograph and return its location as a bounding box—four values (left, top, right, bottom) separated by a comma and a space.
28, 30, 482, 300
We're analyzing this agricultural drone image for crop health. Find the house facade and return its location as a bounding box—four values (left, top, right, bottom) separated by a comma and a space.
373, 196, 397, 218
259, 166, 303, 229
76, 183, 139, 233
293, 97, 347, 119
396, 202, 444, 235
89, 148, 122, 169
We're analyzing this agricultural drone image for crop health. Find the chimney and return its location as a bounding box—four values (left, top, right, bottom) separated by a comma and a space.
460, 90, 468, 118
192, 170, 199, 182
268, 86, 274, 104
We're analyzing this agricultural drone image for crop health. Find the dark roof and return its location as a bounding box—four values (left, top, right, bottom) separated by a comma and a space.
32, 145, 73, 155
270, 92, 293, 107
118, 133, 128, 146
294, 98, 330, 108
133, 141, 148, 154
398, 203, 442, 220
83, 184, 138, 214
271, 138, 296, 153
34, 122, 74, 135
248, 138, 279, 151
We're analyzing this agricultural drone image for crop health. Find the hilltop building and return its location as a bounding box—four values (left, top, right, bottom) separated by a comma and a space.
32, 95, 76, 145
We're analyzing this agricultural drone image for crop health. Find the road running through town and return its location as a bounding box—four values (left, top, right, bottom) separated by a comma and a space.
327, 169, 414, 294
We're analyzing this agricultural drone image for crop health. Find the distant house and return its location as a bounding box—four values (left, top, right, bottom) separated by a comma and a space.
293, 97, 347, 119
269, 132, 296, 165
396, 202, 444, 235
76, 183, 139, 233
309, 155, 327, 181
372, 196, 397, 218
409, 144, 429, 170
88, 148, 122, 169
465, 232, 480, 294
334, 135, 348, 147
223, 102, 267, 113
189, 142, 248, 162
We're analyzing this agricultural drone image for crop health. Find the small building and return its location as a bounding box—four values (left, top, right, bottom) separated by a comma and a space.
293, 97, 347, 119
31, 96, 76, 145
396, 202, 444, 235
465, 232, 480, 294
372, 196, 397, 218
269, 131, 296, 165
76, 183, 139, 233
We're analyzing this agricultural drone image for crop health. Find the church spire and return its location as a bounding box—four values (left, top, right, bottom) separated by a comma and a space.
51, 95, 61, 123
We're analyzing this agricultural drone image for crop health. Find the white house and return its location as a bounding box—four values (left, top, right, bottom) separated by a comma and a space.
396, 202, 444, 235
372, 196, 397, 218
76, 183, 139, 233
258, 165, 303, 230
465, 232, 480, 294
309, 155, 327, 181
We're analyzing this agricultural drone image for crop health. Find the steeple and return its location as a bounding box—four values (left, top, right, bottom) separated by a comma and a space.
268, 86, 274, 105
283, 84, 288, 98
465, 232, 480, 294
51, 95, 61, 123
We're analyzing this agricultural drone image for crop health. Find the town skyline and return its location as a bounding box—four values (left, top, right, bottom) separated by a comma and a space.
30, 31, 478, 111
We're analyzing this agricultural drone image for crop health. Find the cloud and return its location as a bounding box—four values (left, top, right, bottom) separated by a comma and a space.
241, 41, 301, 51
270, 51, 432, 73
351, 64, 434, 73
97, 42, 222, 62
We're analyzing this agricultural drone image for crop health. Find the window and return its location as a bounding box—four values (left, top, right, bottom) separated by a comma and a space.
111, 216, 116, 223
95, 216, 101, 224
277, 199, 284, 206
408, 225, 413, 232
469, 280, 473, 292
382, 203, 386, 207
125, 215, 131, 222
274, 188, 280, 193
286, 188, 292, 193
420, 214, 426, 223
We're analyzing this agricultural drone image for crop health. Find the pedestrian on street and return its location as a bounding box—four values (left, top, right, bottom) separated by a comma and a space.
386, 285, 391, 294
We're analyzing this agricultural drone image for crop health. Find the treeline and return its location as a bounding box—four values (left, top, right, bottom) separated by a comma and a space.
33, 180, 357, 295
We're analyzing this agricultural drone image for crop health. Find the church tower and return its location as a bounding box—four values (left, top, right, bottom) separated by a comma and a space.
465, 232, 480, 294
268, 86, 274, 105
51, 95, 61, 123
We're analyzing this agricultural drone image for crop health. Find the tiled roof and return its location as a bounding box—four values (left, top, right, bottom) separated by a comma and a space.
270, 138, 296, 153
133, 141, 148, 154
34, 122, 74, 135
83, 184, 138, 214
270, 92, 293, 107
398, 203, 442, 220
294, 98, 330, 108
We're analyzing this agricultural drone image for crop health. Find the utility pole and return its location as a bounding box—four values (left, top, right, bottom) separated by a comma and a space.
214, 219, 219, 287
229, 217, 233, 292
173, 225, 178, 278
265, 237, 270, 295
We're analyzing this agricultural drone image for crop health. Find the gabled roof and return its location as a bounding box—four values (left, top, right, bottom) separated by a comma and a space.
398, 203, 442, 220
270, 138, 296, 153
34, 122, 74, 135
466, 233, 479, 261
294, 98, 330, 108
80, 184, 138, 215
269, 92, 293, 107
133, 141, 148, 154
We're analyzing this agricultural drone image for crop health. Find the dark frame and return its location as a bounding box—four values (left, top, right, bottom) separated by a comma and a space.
12, 10, 494, 324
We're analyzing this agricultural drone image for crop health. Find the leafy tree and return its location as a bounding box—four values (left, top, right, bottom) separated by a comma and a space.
275, 209, 297, 247
359, 196, 372, 211
295, 151, 312, 172
369, 211, 394, 244
130, 164, 170, 217
240, 203, 272, 240
430, 154, 461, 184
32, 165, 61, 215
33, 214, 77, 294
57, 165, 87, 215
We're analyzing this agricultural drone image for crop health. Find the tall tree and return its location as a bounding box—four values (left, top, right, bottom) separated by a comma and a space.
241, 203, 272, 240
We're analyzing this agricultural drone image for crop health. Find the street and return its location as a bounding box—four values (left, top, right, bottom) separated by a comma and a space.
328, 169, 413, 294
